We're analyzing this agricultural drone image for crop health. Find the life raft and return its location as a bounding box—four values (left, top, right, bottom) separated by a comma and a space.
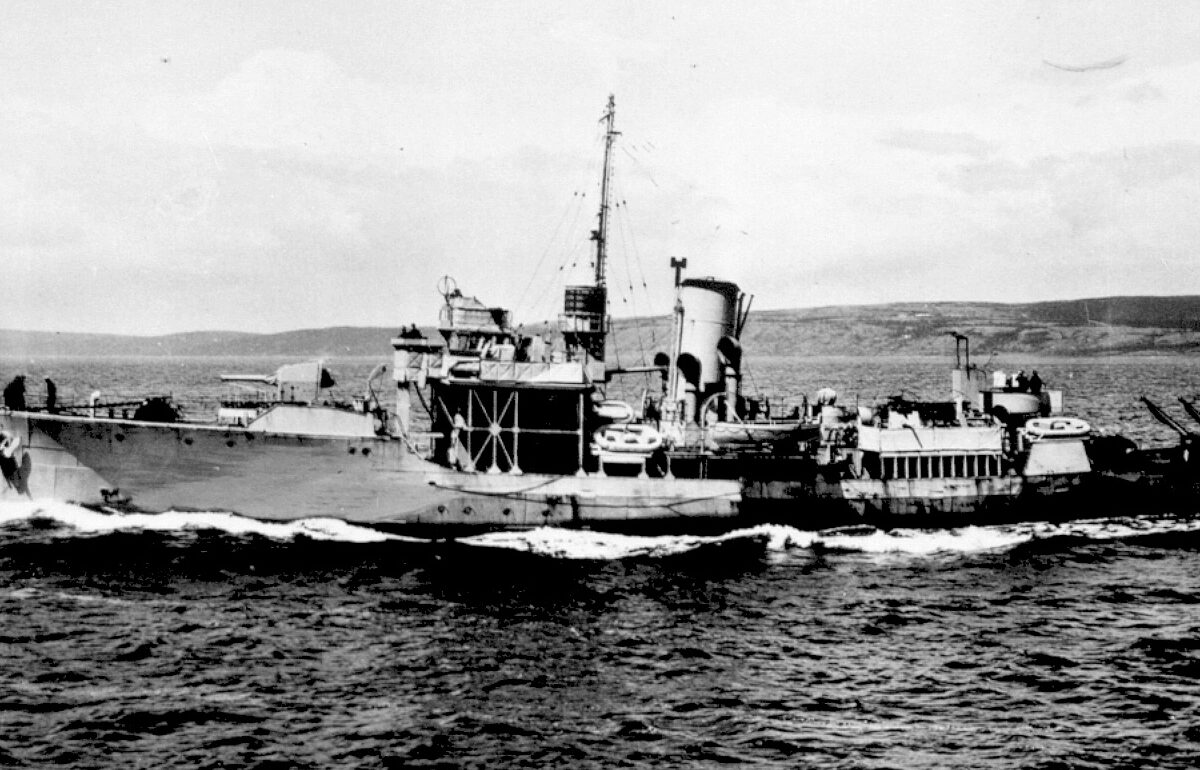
593, 424, 663, 454
1025, 417, 1091, 439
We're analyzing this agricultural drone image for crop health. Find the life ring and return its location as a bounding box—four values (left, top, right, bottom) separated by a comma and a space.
1025, 417, 1091, 439
594, 424, 663, 454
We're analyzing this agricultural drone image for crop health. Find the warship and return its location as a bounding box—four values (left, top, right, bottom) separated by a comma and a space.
3, 96, 1181, 533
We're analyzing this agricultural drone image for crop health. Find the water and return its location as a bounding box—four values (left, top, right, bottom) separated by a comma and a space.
2, 355, 1200, 768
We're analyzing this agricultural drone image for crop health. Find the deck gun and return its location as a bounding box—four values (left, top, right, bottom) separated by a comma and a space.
1178, 397, 1200, 430
1141, 396, 1200, 473
1140, 396, 1194, 438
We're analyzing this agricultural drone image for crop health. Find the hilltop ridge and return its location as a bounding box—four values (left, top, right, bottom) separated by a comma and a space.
4, 296, 1200, 359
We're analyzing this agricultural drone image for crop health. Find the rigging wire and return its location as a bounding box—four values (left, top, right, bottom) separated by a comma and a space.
605, 168, 662, 397
610, 190, 649, 366
516, 130, 607, 324
742, 359, 765, 400
610, 148, 658, 313
502, 104, 666, 393
513, 184, 585, 312
609, 171, 660, 361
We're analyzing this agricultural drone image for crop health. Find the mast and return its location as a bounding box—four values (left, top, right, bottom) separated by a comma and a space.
593, 94, 618, 288
666, 257, 688, 410
565, 95, 618, 367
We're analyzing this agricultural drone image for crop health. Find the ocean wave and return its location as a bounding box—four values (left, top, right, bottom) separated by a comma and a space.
793, 516, 1200, 556
1, 500, 1197, 560
457, 516, 1200, 559
455, 525, 782, 560
0, 500, 411, 544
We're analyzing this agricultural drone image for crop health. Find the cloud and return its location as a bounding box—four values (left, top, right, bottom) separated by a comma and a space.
7, 8, 1200, 334
944, 142, 1200, 197
1122, 81, 1165, 104
141, 50, 407, 161
880, 129, 996, 159
1043, 56, 1128, 73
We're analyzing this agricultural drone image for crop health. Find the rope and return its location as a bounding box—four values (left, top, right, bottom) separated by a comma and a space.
608, 174, 654, 367
517, 131, 607, 323
389, 413, 422, 455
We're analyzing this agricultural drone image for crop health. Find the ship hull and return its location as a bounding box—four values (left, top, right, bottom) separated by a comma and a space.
742, 473, 1102, 529
4, 411, 1183, 534
0, 411, 740, 533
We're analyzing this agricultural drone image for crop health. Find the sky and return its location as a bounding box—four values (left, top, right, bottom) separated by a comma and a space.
3, 1, 1200, 335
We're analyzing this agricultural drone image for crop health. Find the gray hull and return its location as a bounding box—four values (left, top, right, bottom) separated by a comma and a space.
0, 411, 740, 532
743, 474, 1089, 528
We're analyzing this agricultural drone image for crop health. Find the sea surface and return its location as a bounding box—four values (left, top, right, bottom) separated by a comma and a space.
2, 354, 1200, 769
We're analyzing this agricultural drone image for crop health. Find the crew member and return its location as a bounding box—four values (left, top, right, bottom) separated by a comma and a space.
1028, 371, 1043, 395
45, 377, 57, 413
3, 375, 26, 411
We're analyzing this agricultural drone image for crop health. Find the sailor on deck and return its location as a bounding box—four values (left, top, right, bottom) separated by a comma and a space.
3, 376, 26, 411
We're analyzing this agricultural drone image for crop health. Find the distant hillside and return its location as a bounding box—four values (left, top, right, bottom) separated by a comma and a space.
611, 295, 1200, 358
5, 296, 1200, 359
0, 327, 400, 358
735, 296, 1200, 357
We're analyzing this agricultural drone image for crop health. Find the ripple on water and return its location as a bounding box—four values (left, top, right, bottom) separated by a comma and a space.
4, 368, 1200, 769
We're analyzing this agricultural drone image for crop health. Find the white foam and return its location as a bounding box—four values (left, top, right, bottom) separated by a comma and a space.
1, 500, 1197, 558
0, 499, 417, 543
813, 525, 1036, 555
449, 520, 1052, 559
804, 515, 1200, 556
1025, 515, 1200, 542
457, 526, 776, 560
